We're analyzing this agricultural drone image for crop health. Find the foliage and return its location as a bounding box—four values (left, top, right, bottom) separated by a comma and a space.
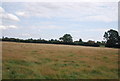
79, 38, 82, 42
59, 34, 73, 43
103, 29, 120, 48
1, 35, 100, 47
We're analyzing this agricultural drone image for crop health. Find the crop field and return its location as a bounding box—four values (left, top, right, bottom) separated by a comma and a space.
2, 42, 119, 79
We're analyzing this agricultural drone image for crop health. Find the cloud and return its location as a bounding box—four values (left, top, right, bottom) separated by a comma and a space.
84, 15, 114, 22
15, 11, 26, 17
2, 0, 119, 3
20, 2, 117, 22
70, 28, 110, 33
0, 7, 20, 22
3, 13, 20, 21
30, 21, 63, 29
0, 7, 19, 30
85, 28, 110, 32
41, 25, 62, 29
0, 7, 5, 13
0, 25, 17, 30
33, 24, 63, 29
21, 33, 31, 36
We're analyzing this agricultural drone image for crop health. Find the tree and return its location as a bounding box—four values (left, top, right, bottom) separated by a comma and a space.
103, 29, 119, 48
96, 41, 101, 45
87, 40, 95, 44
79, 38, 82, 42
59, 34, 73, 43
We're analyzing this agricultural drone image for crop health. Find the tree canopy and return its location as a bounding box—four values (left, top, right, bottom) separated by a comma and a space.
59, 34, 73, 43
104, 29, 120, 48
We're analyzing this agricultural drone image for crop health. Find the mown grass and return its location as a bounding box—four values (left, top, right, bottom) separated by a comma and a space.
2, 42, 119, 79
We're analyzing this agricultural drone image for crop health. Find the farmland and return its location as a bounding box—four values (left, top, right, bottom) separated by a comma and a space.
2, 42, 119, 79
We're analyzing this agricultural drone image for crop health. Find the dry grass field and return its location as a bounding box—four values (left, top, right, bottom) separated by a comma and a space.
2, 42, 119, 79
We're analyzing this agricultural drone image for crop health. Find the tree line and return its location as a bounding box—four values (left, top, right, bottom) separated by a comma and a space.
1, 29, 120, 48
0, 35, 100, 47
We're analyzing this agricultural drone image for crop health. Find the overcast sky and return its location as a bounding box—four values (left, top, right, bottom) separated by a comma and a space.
0, 2, 118, 41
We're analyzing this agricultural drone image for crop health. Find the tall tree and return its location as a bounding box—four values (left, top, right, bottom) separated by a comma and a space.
79, 38, 82, 42
103, 29, 119, 48
59, 34, 73, 43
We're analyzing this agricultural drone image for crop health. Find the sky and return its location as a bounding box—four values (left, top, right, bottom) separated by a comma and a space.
0, 2, 118, 42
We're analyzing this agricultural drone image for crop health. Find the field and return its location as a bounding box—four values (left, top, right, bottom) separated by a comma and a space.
2, 42, 119, 79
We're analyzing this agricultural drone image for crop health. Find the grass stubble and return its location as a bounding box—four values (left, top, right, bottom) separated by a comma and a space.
2, 42, 119, 79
